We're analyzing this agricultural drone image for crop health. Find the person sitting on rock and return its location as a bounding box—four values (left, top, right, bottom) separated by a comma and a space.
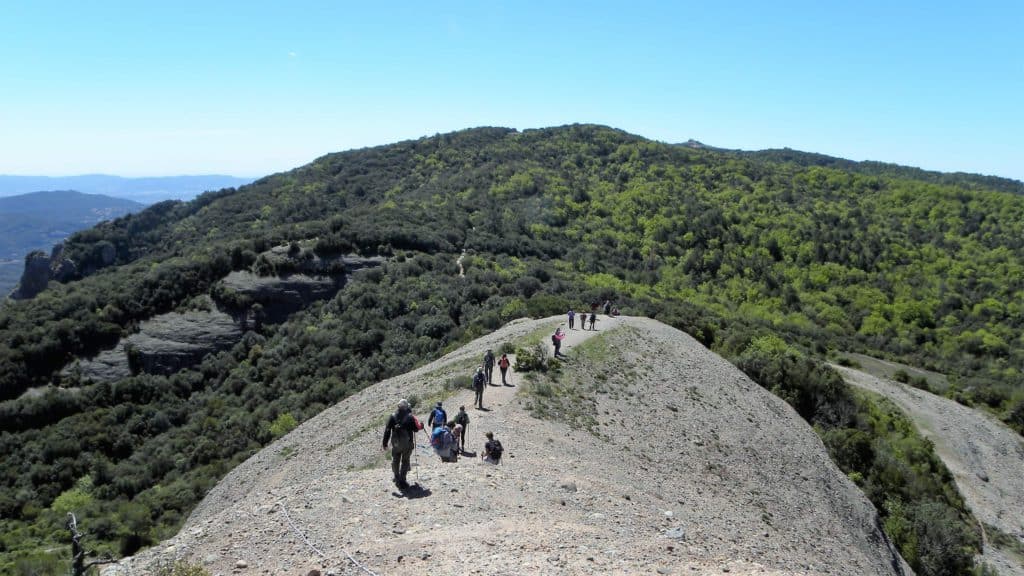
481, 431, 503, 464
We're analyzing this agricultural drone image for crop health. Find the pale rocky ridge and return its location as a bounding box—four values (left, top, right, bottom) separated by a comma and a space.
110, 316, 908, 575
835, 365, 1024, 576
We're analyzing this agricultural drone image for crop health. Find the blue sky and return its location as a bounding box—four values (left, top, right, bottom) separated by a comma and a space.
1, 1, 1021, 180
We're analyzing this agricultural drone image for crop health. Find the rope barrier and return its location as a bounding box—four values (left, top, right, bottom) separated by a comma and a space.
276, 500, 379, 576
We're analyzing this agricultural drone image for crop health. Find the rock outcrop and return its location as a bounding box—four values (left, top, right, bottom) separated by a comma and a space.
68, 310, 241, 382
114, 316, 909, 576
215, 253, 384, 324
9, 243, 77, 299
64, 343, 133, 383
9, 250, 50, 299
125, 310, 243, 375
63, 255, 385, 383
219, 271, 342, 325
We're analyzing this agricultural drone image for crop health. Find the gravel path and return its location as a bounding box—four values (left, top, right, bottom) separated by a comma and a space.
834, 364, 1024, 576
110, 317, 909, 576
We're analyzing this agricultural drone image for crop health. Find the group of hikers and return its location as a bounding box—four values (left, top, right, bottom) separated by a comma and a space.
566, 300, 618, 332
381, 349, 507, 491
556, 301, 620, 357
380, 303, 622, 491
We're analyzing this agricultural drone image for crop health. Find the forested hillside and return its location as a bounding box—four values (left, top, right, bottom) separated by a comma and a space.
1, 125, 1021, 574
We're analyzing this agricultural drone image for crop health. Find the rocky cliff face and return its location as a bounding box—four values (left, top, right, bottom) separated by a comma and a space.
63, 254, 386, 383
112, 317, 909, 576
8, 244, 77, 299
219, 271, 342, 325
68, 310, 242, 381
125, 310, 243, 375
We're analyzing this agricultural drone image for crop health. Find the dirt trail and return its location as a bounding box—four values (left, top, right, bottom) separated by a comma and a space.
110, 317, 908, 576
834, 364, 1024, 576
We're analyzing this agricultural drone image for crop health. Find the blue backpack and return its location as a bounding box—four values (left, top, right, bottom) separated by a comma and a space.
431, 426, 454, 450
431, 407, 447, 428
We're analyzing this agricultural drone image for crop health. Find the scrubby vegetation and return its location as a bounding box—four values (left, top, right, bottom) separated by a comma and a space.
732, 335, 978, 575
2, 125, 1022, 574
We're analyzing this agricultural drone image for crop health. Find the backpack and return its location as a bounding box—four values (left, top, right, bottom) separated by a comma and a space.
455, 411, 469, 426
431, 407, 447, 428
392, 411, 414, 442
487, 439, 503, 460
431, 426, 454, 450
551, 334, 558, 345
473, 372, 485, 389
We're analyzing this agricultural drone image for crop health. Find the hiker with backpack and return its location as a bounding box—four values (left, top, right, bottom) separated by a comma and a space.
454, 406, 470, 451
481, 431, 503, 464
483, 349, 495, 385
427, 401, 447, 431
473, 366, 486, 409
552, 327, 566, 357
579, 311, 587, 330
431, 424, 458, 462
589, 313, 597, 330
567, 308, 575, 330
498, 353, 511, 386
382, 399, 423, 490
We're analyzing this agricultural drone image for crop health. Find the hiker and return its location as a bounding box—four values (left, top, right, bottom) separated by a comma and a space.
552, 327, 566, 357
382, 399, 422, 489
611, 306, 620, 316
589, 313, 597, 330
451, 423, 464, 454
428, 401, 447, 430
603, 299, 611, 315
481, 431, 503, 464
483, 349, 495, 385
431, 424, 458, 462
567, 308, 575, 329
454, 406, 470, 451
473, 366, 486, 409
579, 311, 587, 330
498, 353, 511, 385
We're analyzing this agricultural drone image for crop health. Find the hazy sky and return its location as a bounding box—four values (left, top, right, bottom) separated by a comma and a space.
2, 1, 1021, 180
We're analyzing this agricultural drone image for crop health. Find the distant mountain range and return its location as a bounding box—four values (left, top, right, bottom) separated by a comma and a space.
0, 174, 255, 203
0, 190, 145, 295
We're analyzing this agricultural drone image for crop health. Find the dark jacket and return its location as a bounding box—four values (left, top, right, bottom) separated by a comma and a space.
483, 351, 495, 368
473, 371, 485, 389
383, 408, 416, 448
484, 439, 503, 461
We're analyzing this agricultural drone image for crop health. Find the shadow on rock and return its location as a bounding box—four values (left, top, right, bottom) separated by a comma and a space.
393, 484, 433, 499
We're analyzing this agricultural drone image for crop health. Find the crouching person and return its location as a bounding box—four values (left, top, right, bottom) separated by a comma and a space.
431, 424, 458, 462
481, 431, 503, 464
